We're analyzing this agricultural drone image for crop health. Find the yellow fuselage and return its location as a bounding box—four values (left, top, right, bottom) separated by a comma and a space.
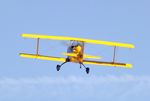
69, 45, 83, 63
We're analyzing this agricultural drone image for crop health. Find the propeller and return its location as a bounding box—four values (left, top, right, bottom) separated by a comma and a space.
60, 41, 70, 46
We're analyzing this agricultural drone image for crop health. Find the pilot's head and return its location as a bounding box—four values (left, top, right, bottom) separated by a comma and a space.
72, 45, 82, 53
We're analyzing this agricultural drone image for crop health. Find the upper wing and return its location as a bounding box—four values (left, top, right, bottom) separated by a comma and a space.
22, 33, 135, 48
83, 60, 132, 68
20, 53, 66, 62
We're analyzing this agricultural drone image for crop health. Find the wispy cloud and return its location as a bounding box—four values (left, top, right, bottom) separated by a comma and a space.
0, 75, 150, 101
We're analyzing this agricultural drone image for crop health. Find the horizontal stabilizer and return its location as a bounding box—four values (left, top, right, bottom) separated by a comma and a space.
62, 52, 101, 59
62, 53, 77, 57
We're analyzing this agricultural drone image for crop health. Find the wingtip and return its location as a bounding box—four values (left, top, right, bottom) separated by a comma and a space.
21, 33, 27, 37
130, 45, 135, 48
125, 63, 133, 69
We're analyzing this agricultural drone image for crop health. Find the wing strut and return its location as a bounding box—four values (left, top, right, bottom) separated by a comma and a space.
112, 46, 117, 63
36, 38, 40, 55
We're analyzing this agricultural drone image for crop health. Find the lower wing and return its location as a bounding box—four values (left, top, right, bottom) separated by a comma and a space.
20, 53, 132, 68
20, 53, 66, 62
83, 60, 132, 68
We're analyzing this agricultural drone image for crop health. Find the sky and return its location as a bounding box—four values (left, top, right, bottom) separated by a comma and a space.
0, 0, 150, 101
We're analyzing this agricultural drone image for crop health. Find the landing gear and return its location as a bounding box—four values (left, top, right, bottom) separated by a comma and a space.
56, 65, 61, 71
56, 58, 70, 71
80, 63, 90, 74
56, 62, 66, 71
56, 59, 90, 74
80, 64, 82, 68
86, 67, 90, 74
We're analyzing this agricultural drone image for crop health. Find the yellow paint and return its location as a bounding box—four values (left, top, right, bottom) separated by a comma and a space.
73, 45, 82, 53
62, 53, 77, 57
20, 53, 132, 68
62, 52, 101, 59
20, 53, 66, 62
83, 61, 132, 68
84, 54, 102, 59
22, 33, 135, 48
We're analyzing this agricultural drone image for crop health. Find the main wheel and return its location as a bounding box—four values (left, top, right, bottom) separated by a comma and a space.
56, 65, 61, 71
86, 67, 90, 74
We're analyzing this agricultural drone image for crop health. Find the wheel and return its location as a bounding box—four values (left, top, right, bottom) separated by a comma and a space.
56, 65, 61, 71
80, 64, 82, 69
86, 67, 90, 74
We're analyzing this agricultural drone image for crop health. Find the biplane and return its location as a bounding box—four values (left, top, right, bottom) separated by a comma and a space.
20, 34, 134, 74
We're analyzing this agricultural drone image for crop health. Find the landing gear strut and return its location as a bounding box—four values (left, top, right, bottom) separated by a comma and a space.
80, 63, 90, 74
56, 58, 70, 71
56, 59, 90, 74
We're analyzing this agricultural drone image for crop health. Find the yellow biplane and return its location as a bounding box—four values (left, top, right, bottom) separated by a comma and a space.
20, 34, 134, 74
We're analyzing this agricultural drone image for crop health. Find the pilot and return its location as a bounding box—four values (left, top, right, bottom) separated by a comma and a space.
72, 45, 82, 54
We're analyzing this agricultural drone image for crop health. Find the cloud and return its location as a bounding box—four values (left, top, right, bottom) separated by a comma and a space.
0, 75, 150, 101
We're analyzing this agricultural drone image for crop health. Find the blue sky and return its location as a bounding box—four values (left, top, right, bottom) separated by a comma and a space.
0, 0, 150, 101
